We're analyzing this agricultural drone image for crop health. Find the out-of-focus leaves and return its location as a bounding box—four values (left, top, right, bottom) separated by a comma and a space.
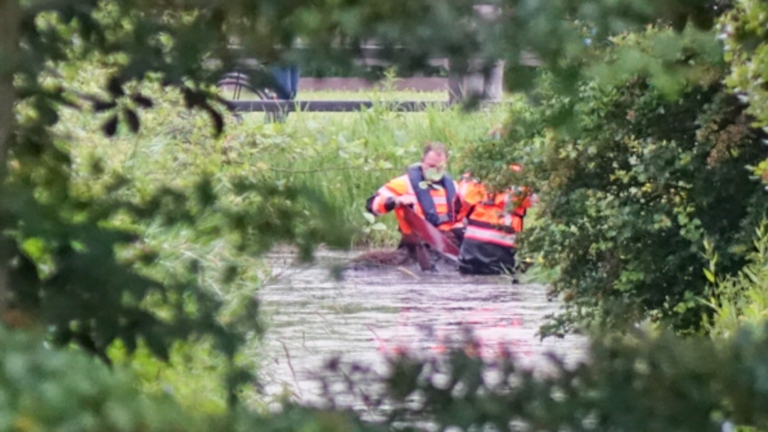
130, 93, 154, 108
124, 108, 140, 133
92, 99, 117, 112
143, 333, 170, 362
203, 104, 224, 136
106, 76, 125, 97
102, 114, 119, 136
182, 87, 206, 109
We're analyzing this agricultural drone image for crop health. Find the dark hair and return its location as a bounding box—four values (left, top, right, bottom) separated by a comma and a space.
422, 141, 448, 159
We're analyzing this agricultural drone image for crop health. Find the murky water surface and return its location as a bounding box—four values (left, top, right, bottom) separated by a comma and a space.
258, 249, 587, 404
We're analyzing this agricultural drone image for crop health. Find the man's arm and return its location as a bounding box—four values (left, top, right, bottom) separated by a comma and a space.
366, 193, 396, 215
366, 177, 414, 216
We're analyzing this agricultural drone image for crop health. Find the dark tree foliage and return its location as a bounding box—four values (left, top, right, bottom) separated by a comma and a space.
461, 27, 768, 335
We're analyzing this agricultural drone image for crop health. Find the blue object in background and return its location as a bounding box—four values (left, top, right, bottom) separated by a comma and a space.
271, 66, 300, 100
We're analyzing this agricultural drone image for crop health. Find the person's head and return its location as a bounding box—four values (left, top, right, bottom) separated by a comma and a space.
421, 142, 448, 182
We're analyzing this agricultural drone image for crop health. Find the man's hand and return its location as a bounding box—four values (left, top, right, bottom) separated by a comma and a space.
395, 195, 417, 207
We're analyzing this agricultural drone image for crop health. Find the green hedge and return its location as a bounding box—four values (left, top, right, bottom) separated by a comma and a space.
461, 27, 768, 335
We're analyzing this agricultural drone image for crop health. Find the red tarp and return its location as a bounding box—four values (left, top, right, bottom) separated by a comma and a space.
401, 206, 459, 262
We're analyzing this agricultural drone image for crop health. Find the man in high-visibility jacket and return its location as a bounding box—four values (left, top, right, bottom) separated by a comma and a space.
457, 168, 532, 275
365, 142, 463, 267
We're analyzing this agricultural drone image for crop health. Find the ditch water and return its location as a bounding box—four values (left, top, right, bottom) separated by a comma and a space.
258, 249, 587, 406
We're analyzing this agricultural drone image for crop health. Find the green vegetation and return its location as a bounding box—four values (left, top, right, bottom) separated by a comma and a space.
0, 328, 204, 432
10, 0, 768, 430
704, 223, 768, 340
461, 26, 768, 337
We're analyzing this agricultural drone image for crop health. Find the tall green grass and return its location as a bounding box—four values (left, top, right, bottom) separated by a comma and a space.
62, 86, 509, 249
253, 103, 508, 246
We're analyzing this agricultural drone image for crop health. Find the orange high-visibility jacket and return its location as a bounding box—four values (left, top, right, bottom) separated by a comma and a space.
458, 178, 531, 248
368, 167, 461, 234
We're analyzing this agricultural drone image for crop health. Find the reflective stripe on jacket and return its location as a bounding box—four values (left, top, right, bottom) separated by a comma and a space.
464, 223, 517, 247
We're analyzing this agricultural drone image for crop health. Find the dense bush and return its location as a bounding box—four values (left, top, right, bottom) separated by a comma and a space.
462, 28, 768, 335
299, 63, 449, 79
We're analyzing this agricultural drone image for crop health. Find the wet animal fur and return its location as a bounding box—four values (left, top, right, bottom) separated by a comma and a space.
344, 246, 458, 273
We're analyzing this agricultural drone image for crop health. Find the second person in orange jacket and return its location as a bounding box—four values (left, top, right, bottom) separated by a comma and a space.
456, 168, 532, 275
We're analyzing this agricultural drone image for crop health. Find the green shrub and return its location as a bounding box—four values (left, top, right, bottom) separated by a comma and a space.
0, 326, 378, 432
0, 328, 206, 432
462, 27, 768, 335
704, 221, 768, 340
106, 339, 232, 415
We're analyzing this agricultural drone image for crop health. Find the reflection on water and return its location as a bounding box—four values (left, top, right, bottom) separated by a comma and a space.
258, 249, 586, 404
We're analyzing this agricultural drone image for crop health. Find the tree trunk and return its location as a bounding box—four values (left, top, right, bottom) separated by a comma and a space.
0, 0, 21, 318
